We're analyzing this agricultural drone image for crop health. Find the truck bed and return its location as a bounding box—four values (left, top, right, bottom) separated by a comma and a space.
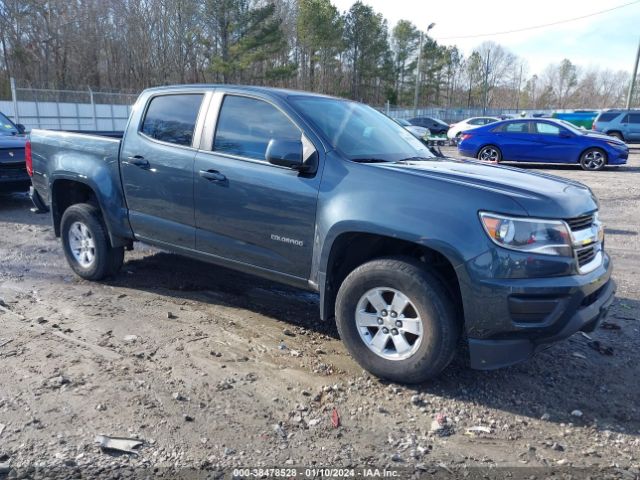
29, 129, 123, 206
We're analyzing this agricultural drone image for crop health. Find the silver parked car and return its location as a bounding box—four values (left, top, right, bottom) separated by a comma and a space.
394, 118, 430, 140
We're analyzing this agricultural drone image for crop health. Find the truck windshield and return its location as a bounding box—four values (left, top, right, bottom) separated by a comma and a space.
289, 96, 434, 162
0, 113, 19, 136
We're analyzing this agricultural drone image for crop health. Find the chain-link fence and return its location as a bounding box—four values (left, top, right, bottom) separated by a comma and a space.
0, 78, 138, 131
380, 105, 555, 123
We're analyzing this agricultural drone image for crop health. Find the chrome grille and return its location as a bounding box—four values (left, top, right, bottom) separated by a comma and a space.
0, 148, 25, 163
566, 212, 602, 273
565, 213, 594, 231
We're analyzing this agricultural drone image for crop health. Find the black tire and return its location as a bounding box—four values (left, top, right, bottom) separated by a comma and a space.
477, 145, 502, 162
607, 131, 624, 141
60, 203, 124, 280
335, 257, 459, 384
579, 147, 607, 171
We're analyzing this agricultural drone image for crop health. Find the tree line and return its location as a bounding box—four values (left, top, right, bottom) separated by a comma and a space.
1, 0, 638, 109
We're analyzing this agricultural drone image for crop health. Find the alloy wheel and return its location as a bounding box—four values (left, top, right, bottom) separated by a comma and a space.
583, 150, 605, 170
355, 287, 423, 361
479, 147, 499, 162
68, 221, 96, 268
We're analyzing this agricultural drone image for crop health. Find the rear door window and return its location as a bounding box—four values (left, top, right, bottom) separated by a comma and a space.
597, 113, 620, 123
494, 122, 530, 133
627, 113, 640, 124
213, 95, 300, 161
141, 94, 204, 147
535, 122, 561, 135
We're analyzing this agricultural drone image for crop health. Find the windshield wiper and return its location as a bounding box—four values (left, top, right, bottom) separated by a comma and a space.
397, 156, 434, 162
350, 158, 392, 163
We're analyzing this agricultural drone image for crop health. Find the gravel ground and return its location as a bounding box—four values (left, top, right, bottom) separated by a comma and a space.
0, 148, 639, 479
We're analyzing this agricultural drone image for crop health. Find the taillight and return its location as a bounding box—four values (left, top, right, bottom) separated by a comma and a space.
460, 134, 472, 141
25, 140, 33, 176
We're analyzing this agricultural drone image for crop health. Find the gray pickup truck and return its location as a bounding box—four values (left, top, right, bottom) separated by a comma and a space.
28, 85, 615, 383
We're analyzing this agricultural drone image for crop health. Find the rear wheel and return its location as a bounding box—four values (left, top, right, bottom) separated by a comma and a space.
580, 148, 607, 171
478, 145, 502, 163
60, 203, 124, 280
335, 257, 459, 384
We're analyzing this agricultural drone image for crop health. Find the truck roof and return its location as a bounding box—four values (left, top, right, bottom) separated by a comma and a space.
141, 84, 338, 101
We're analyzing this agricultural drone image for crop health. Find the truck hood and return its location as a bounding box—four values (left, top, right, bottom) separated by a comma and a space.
374, 157, 597, 218
0, 135, 27, 148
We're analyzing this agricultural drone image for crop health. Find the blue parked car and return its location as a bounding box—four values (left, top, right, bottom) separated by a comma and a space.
457, 118, 629, 171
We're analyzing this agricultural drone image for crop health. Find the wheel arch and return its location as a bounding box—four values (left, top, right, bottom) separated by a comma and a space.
577, 145, 608, 165
605, 130, 624, 140
50, 177, 132, 248
318, 231, 464, 326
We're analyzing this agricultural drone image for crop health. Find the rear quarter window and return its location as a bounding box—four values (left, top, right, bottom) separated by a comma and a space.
597, 113, 620, 123
141, 94, 204, 146
492, 122, 529, 133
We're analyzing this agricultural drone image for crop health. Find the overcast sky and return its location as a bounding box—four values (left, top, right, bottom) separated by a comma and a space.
332, 0, 640, 76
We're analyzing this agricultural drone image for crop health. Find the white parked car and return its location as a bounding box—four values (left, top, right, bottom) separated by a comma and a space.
394, 118, 430, 140
447, 117, 499, 140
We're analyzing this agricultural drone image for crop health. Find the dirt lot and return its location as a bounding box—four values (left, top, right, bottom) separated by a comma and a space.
1, 148, 639, 479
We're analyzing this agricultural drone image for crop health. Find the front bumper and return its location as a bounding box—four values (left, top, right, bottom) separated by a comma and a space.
0, 177, 30, 192
0, 161, 29, 192
608, 148, 628, 165
466, 255, 615, 370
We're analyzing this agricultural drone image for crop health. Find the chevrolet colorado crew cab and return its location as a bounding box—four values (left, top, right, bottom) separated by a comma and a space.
27, 85, 615, 383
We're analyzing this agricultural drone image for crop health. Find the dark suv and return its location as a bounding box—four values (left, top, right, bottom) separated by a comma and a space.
592, 110, 640, 142
0, 111, 29, 193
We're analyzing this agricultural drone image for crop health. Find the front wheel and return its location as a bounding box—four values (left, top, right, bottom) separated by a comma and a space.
580, 148, 607, 171
478, 145, 502, 162
60, 203, 124, 280
335, 257, 459, 383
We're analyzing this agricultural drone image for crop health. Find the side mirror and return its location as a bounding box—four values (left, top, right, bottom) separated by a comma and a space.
16, 124, 26, 134
266, 139, 303, 170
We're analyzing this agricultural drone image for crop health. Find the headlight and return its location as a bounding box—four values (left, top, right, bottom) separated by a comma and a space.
479, 212, 572, 256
